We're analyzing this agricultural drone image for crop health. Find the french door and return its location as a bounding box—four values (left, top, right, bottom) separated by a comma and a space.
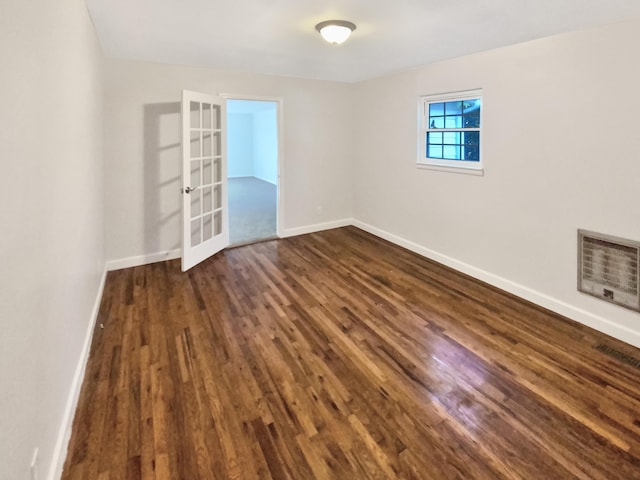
181, 90, 228, 271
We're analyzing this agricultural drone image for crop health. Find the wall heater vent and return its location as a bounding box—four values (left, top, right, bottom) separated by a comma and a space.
578, 229, 640, 312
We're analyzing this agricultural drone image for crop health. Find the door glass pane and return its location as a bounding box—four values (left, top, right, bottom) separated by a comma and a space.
190, 160, 201, 188
202, 159, 212, 185
212, 132, 221, 156
191, 218, 201, 247
214, 184, 222, 210
202, 186, 212, 213
190, 130, 201, 159
203, 131, 212, 157
190, 190, 201, 218
202, 103, 211, 129
203, 213, 213, 241
212, 105, 221, 130
213, 158, 221, 183
190, 101, 200, 128
214, 211, 222, 236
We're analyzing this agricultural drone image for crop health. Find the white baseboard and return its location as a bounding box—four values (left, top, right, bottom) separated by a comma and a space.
281, 218, 353, 238
353, 220, 640, 349
106, 248, 181, 271
47, 268, 107, 480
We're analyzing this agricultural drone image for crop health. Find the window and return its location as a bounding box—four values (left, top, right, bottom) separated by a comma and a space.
418, 89, 482, 172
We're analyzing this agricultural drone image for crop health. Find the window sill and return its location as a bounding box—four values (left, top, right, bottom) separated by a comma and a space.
416, 163, 484, 176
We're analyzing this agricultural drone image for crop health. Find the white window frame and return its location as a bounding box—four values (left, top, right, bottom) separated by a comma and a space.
418, 89, 483, 174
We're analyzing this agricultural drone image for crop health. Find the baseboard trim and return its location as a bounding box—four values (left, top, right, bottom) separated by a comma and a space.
47, 268, 107, 480
106, 249, 181, 271
353, 220, 640, 349
281, 218, 353, 238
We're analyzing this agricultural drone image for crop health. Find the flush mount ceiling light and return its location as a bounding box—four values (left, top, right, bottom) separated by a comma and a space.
315, 20, 356, 45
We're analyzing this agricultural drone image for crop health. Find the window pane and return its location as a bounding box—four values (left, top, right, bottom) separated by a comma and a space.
427, 145, 443, 158
463, 131, 479, 145
464, 145, 480, 161
443, 132, 461, 145
445, 115, 462, 128
445, 101, 463, 115
429, 117, 444, 129
427, 132, 442, 144
443, 145, 461, 160
463, 99, 481, 128
463, 110, 480, 128
190, 130, 200, 159
429, 102, 444, 116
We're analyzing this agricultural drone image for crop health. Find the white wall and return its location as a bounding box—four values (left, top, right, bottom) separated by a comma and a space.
253, 106, 278, 185
0, 1, 105, 479
227, 113, 254, 177
104, 59, 353, 262
353, 20, 640, 347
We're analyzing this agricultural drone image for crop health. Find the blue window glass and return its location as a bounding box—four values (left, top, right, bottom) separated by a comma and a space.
426, 96, 481, 163
463, 131, 479, 145
444, 116, 462, 128
464, 145, 480, 161
445, 101, 463, 114
462, 99, 481, 128
429, 103, 445, 116
428, 144, 443, 158
429, 117, 444, 128
443, 145, 461, 160
443, 132, 461, 145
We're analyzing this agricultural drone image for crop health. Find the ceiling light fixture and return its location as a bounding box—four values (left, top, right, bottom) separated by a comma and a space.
315, 20, 356, 45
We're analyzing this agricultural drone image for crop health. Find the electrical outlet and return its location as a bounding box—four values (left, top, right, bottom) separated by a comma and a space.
30, 448, 39, 480
316, 205, 323, 216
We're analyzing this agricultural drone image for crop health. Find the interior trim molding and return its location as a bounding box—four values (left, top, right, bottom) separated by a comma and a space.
281, 218, 353, 238
47, 268, 107, 480
106, 249, 182, 271
352, 219, 640, 349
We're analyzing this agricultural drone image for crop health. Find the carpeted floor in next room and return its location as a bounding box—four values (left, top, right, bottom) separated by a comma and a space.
228, 176, 277, 245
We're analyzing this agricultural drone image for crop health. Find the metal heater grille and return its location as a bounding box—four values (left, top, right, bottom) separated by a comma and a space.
578, 229, 640, 312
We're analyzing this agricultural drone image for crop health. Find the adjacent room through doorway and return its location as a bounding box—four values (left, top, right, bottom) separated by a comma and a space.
227, 99, 279, 245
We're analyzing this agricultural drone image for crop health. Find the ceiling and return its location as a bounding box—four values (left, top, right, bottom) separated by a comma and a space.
85, 0, 640, 83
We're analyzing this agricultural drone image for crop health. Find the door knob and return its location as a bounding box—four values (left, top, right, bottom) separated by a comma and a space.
184, 186, 198, 194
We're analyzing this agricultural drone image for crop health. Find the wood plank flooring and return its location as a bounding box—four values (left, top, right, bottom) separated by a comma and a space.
62, 226, 640, 479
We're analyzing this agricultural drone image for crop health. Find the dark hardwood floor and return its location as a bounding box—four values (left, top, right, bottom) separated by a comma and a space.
62, 227, 640, 479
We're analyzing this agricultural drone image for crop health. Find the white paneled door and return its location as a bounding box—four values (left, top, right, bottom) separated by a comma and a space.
181, 90, 228, 271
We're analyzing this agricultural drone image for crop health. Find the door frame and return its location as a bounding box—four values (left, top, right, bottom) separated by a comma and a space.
220, 93, 284, 238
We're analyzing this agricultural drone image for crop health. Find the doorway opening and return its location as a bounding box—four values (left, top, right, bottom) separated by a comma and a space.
226, 98, 280, 246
